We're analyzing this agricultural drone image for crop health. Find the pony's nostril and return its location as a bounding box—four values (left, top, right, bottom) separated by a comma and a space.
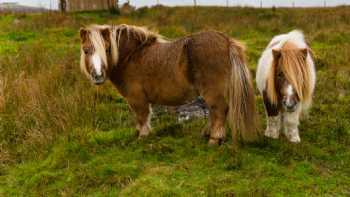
282, 100, 287, 105
285, 103, 296, 111
91, 70, 97, 78
94, 73, 102, 80
91, 69, 104, 82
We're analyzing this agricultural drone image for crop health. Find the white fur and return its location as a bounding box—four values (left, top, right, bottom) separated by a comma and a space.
256, 30, 316, 110
264, 108, 302, 143
285, 85, 294, 107
92, 53, 102, 75
283, 105, 301, 143
286, 85, 293, 96
265, 115, 281, 139
136, 106, 152, 138
137, 123, 151, 137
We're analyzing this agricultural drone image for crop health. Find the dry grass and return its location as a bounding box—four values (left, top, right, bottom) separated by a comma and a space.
0, 77, 5, 112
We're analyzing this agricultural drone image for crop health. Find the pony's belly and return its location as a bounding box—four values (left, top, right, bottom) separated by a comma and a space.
146, 85, 197, 106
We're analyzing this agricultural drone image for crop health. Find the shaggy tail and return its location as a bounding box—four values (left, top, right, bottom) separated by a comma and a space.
228, 40, 258, 143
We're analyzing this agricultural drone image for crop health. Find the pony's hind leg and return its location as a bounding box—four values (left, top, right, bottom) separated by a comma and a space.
283, 106, 301, 143
203, 94, 228, 145
128, 99, 152, 138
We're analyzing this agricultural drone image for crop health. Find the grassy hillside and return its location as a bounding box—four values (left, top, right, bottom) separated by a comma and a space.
0, 6, 350, 196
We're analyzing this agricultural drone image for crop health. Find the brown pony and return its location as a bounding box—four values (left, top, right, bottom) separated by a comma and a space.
79, 24, 257, 145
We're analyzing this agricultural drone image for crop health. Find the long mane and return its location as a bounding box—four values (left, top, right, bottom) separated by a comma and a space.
266, 41, 313, 106
80, 24, 165, 78
114, 24, 164, 47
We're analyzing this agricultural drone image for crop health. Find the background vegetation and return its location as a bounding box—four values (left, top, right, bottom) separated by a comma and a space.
0, 6, 350, 196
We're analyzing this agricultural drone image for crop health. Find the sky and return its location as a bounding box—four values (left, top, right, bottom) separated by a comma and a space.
0, 0, 349, 9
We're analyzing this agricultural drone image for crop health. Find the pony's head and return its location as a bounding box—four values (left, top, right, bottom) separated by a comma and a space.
79, 25, 118, 85
266, 41, 312, 112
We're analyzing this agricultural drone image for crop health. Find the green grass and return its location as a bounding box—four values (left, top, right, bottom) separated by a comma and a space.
0, 6, 350, 196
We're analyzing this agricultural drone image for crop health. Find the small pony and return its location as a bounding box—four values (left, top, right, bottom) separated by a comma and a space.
256, 30, 316, 143
79, 24, 258, 145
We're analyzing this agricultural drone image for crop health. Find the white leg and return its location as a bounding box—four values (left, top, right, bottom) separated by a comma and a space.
265, 114, 281, 139
136, 106, 152, 138
137, 121, 151, 138
283, 106, 301, 143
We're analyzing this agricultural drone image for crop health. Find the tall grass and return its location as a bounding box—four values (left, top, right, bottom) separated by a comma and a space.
2, 43, 90, 163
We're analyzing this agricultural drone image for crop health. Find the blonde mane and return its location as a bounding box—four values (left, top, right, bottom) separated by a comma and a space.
80, 25, 119, 76
266, 41, 313, 106
80, 24, 165, 79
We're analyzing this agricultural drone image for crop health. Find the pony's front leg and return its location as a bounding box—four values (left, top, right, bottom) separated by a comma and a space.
129, 100, 152, 138
265, 115, 282, 139
263, 92, 281, 139
283, 106, 301, 143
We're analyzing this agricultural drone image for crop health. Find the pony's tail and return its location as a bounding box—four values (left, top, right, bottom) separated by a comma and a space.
228, 40, 258, 144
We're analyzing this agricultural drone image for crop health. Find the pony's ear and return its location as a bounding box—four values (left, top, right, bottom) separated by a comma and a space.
300, 48, 308, 60
80, 28, 88, 42
272, 49, 281, 60
100, 28, 111, 43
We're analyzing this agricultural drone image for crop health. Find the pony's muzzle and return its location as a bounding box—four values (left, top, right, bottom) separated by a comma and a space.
282, 98, 297, 112
91, 70, 106, 85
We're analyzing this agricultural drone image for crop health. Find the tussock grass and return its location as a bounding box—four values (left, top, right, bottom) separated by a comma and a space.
0, 6, 350, 196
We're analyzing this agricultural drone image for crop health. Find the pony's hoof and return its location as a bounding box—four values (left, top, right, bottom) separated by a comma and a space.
208, 138, 224, 146
136, 130, 150, 139
264, 128, 279, 139
289, 137, 301, 143
138, 132, 150, 139
138, 135, 147, 139
201, 128, 210, 139
286, 133, 301, 143
284, 128, 301, 143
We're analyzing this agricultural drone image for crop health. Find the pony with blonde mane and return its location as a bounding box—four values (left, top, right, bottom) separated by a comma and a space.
256, 30, 316, 143
79, 24, 258, 145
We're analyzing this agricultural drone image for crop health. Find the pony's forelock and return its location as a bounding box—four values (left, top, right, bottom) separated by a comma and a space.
90, 29, 108, 65
266, 57, 278, 104
80, 25, 119, 77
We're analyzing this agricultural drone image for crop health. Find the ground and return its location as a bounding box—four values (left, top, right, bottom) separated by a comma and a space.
0, 6, 350, 196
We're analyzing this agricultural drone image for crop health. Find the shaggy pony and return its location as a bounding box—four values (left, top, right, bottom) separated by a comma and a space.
80, 24, 258, 145
256, 30, 316, 143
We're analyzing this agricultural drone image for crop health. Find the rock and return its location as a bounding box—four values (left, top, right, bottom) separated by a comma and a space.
176, 97, 208, 122
152, 97, 209, 122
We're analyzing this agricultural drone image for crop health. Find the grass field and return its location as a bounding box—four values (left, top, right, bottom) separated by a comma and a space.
0, 6, 350, 196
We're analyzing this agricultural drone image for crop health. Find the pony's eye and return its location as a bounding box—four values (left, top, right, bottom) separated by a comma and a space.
83, 47, 89, 54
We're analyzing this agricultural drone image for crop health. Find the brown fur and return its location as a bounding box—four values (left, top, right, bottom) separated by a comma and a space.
266, 41, 313, 105
80, 24, 258, 145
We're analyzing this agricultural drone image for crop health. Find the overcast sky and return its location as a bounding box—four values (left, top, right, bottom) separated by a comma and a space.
1, 0, 349, 9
